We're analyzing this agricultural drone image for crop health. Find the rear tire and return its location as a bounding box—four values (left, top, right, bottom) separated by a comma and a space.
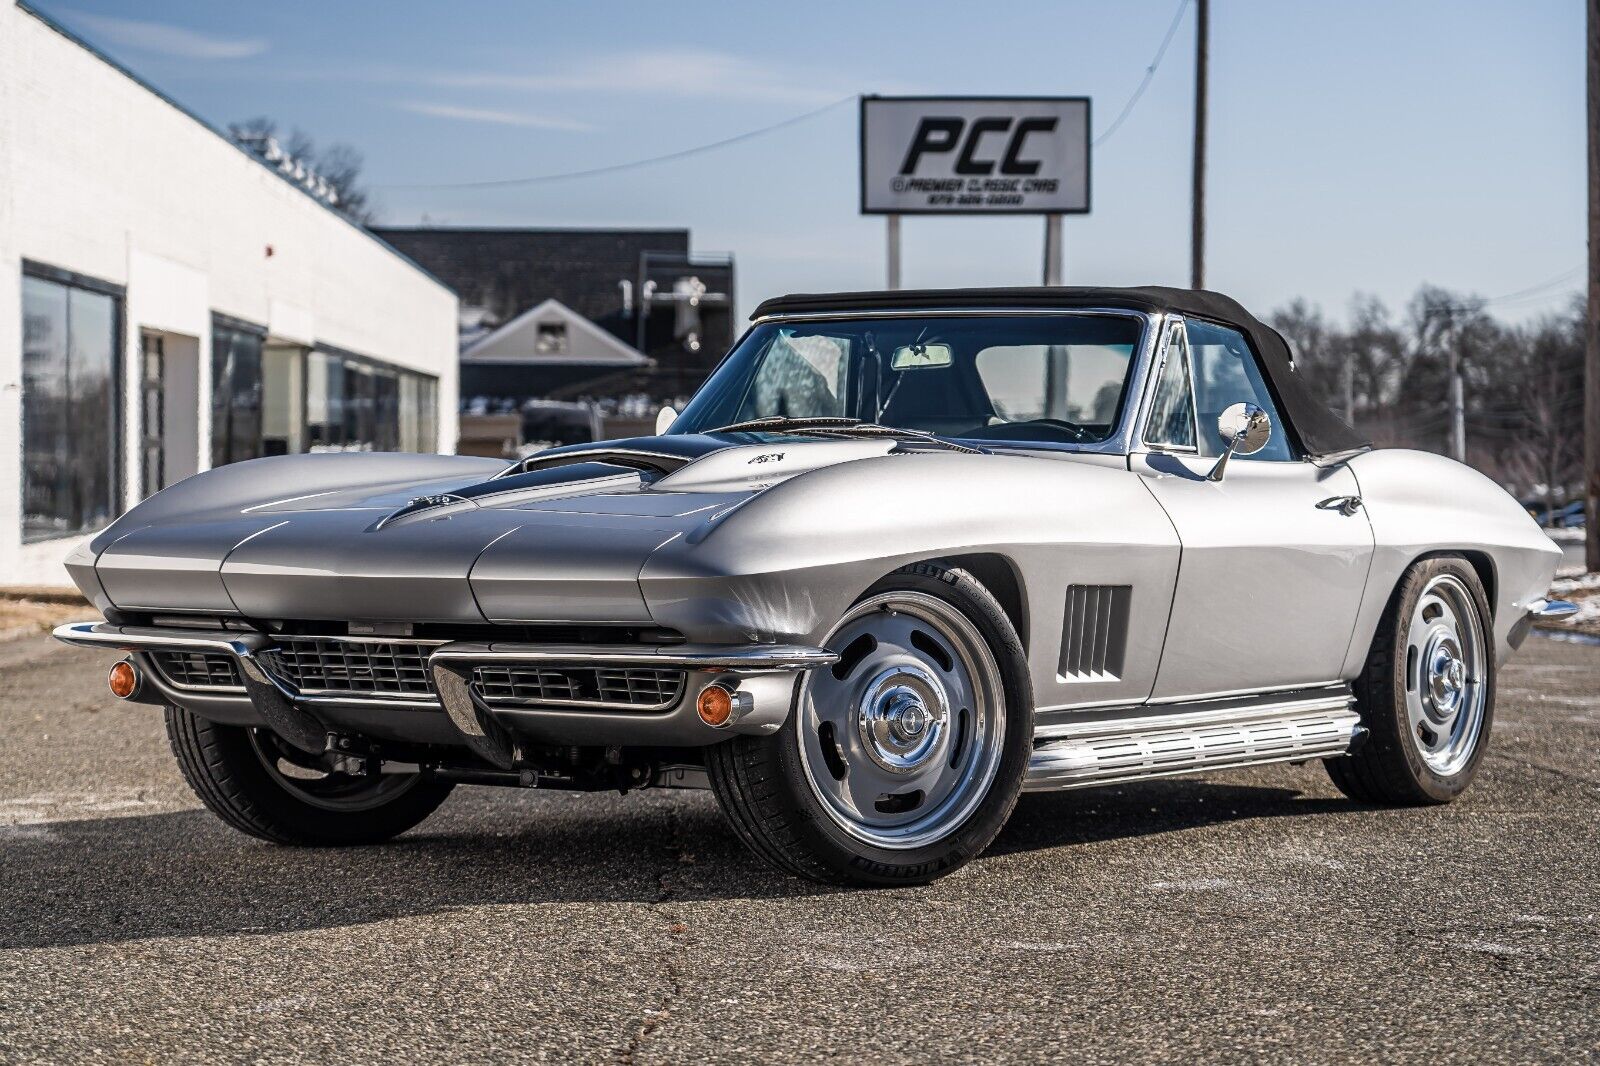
1325, 554, 1495, 805
708, 563, 1033, 886
165, 706, 454, 845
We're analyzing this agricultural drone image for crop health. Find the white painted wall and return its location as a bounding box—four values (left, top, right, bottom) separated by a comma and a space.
0, 2, 459, 587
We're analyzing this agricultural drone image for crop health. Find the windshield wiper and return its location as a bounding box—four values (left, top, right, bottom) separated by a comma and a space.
706, 416, 987, 455
807, 424, 990, 455
705, 416, 864, 433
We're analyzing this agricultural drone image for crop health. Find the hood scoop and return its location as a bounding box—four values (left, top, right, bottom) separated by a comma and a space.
376, 461, 644, 530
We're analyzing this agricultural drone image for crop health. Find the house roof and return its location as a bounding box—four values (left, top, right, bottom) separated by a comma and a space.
461, 298, 650, 367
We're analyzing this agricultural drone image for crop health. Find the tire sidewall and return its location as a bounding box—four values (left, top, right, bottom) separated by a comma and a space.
171, 709, 453, 845
1385, 555, 1496, 801
764, 562, 1034, 884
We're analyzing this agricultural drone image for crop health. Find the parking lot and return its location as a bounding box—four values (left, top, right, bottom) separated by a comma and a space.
1, 631, 1597, 1064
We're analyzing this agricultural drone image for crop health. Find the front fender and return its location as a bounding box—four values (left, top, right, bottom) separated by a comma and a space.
1344, 449, 1562, 669
638, 451, 1181, 712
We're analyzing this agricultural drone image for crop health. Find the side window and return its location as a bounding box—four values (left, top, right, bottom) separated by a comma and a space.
1143, 322, 1196, 450
1186, 319, 1295, 461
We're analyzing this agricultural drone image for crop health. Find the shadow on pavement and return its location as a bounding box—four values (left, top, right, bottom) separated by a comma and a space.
997, 777, 1352, 856
1, 777, 1354, 951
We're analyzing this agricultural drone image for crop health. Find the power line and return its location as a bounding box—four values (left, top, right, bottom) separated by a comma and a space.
1484, 265, 1586, 304
1430, 265, 1585, 314
377, 94, 857, 191
386, 0, 1190, 193
1094, 0, 1192, 148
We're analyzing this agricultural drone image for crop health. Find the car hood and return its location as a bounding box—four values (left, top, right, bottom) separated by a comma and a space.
76, 437, 894, 622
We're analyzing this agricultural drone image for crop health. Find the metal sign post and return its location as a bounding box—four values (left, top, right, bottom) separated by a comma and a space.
1043, 214, 1064, 286
887, 215, 902, 289
861, 96, 1089, 287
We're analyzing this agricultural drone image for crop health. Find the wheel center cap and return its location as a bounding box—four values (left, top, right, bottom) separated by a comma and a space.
1426, 640, 1467, 720
887, 694, 929, 740
856, 665, 949, 775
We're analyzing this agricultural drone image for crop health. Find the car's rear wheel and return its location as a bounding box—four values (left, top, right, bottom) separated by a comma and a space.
1325, 554, 1495, 804
707, 563, 1033, 886
165, 706, 454, 845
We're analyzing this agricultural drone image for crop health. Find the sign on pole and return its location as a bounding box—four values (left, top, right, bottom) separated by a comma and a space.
860, 96, 1091, 215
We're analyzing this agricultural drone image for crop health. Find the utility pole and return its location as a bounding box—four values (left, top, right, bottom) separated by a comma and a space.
1190, 0, 1209, 290
1587, 0, 1599, 571
1449, 342, 1467, 463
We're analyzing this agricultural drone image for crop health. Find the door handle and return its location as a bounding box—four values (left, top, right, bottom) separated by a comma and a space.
1316, 495, 1363, 517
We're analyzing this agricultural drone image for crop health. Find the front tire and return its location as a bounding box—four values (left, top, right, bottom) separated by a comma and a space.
1325, 554, 1495, 805
708, 563, 1033, 886
165, 706, 455, 845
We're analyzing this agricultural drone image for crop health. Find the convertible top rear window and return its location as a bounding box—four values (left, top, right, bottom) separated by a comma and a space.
672, 313, 1145, 446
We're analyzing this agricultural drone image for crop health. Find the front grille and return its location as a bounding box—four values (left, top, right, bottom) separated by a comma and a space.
260, 638, 438, 697
151, 651, 242, 689
473, 665, 684, 711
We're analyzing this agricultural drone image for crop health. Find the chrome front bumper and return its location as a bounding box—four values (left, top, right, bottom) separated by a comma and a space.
1506, 598, 1581, 651
53, 621, 836, 764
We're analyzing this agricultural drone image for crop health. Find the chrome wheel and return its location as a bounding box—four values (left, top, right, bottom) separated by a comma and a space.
1404, 573, 1488, 776
247, 730, 422, 813
798, 591, 1006, 850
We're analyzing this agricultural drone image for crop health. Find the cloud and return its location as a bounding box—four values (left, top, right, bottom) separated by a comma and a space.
61, 10, 268, 60
429, 47, 849, 106
398, 102, 592, 131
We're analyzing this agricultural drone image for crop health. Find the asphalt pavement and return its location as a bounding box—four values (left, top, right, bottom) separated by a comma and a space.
1, 633, 1596, 1064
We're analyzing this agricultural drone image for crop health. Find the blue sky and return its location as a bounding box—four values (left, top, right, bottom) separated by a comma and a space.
33, 0, 1586, 324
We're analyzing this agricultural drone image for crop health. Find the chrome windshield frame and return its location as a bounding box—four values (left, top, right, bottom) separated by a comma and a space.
725, 306, 1162, 458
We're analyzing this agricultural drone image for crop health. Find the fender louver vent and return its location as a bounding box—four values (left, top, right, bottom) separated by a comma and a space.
1058, 585, 1132, 682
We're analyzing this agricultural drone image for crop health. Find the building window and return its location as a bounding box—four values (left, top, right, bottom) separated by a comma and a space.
21, 270, 121, 542
306, 348, 438, 453
536, 321, 568, 355
210, 317, 265, 466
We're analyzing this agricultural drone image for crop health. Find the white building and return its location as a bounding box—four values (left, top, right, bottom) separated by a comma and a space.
0, 1, 460, 587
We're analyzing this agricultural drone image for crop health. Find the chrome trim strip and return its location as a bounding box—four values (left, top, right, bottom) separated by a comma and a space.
753, 307, 1147, 322
475, 693, 680, 713
54, 621, 268, 655
427, 641, 839, 670
1025, 685, 1361, 792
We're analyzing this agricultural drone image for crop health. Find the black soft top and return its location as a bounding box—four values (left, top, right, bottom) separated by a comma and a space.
749, 285, 1369, 459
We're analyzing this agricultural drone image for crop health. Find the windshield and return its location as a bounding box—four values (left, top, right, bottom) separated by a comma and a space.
670, 313, 1145, 445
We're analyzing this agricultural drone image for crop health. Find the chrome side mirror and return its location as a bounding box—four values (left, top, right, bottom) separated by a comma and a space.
1206, 402, 1271, 482
654, 406, 677, 436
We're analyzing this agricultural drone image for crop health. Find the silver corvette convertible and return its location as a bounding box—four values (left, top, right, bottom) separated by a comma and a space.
56, 286, 1574, 886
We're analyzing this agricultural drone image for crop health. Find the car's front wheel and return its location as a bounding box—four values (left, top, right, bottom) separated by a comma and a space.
165, 706, 455, 845
1325, 554, 1495, 805
708, 563, 1033, 886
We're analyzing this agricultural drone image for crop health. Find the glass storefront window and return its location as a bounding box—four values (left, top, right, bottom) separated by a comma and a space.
21, 272, 121, 542
304, 348, 437, 453
210, 320, 264, 466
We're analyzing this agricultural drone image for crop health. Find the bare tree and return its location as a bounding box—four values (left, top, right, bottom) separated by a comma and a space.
228, 117, 375, 224
1269, 286, 1584, 513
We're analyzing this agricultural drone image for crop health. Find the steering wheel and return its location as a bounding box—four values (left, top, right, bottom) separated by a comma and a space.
991, 417, 1093, 442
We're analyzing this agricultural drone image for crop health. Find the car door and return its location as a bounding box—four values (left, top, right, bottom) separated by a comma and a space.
1131, 315, 1374, 701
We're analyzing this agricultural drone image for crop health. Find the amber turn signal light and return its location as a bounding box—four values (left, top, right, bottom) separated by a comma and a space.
696, 683, 734, 727
108, 660, 140, 699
